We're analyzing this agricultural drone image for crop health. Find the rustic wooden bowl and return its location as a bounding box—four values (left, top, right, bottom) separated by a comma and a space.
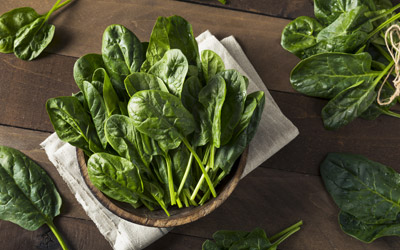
77, 147, 248, 227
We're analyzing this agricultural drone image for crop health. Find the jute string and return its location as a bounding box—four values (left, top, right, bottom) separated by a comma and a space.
377, 24, 400, 105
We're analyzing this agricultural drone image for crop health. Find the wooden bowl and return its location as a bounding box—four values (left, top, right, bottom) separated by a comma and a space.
77, 147, 248, 227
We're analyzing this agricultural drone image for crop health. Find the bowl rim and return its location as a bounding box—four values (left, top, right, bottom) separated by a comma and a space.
77, 147, 248, 227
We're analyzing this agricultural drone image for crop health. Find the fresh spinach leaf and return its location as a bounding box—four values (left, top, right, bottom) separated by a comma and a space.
102, 24, 144, 98
128, 89, 195, 150
0, 146, 68, 249
281, 16, 324, 58
321, 80, 377, 130
339, 211, 400, 243
290, 52, 380, 98
0, 7, 40, 53
87, 152, 143, 206
198, 75, 226, 148
217, 70, 247, 146
321, 153, 400, 224
143, 15, 200, 71
73, 54, 105, 91
148, 49, 189, 97
201, 50, 225, 82
124, 72, 168, 97
82, 81, 108, 149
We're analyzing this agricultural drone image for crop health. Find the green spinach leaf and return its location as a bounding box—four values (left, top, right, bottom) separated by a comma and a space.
148, 49, 189, 97
0, 7, 40, 53
0, 146, 68, 249
290, 52, 380, 98
321, 153, 400, 224
73, 54, 105, 91
201, 50, 225, 82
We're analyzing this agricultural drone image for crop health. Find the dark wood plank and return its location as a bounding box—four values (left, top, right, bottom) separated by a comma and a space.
0, 216, 112, 250
264, 91, 400, 175
168, 167, 400, 250
0, 53, 78, 132
146, 232, 206, 250
177, 0, 314, 19
0, 125, 89, 220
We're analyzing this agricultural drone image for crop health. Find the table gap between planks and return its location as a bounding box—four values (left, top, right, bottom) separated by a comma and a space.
0, 0, 400, 249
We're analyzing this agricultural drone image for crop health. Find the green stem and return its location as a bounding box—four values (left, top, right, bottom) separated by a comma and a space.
372, 43, 392, 62
47, 221, 69, 250
190, 145, 216, 200
370, 3, 400, 22
269, 220, 303, 242
372, 60, 387, 71
44, 0, 62, 23
380, 108, 400, 118
164, 153, 176, 205
182, 138, 216, 198
184, 189, 198, 206
270, 227, 302, 248
177, 153, 194, 196
53, 0, 72, 12
202, 144, 211, 165
367, 12, 400, 40
199, 170, 226, 205
374, 60, 395, 86
176, 197, 183, 208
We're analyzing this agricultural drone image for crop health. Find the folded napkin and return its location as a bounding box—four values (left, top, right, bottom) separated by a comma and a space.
41, 31, 299, 250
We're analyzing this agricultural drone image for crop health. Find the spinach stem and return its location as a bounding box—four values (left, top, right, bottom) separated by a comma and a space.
190, 145, 216, 200
53, 0, 72, 12
164, 153, 176, 205
47, 221, 69, 250
368, 12, 400, 40
380, 108, 400, 118
176, 197, 183, 208
270, 226, 302, 248
370, 3, 400, 22
182, 138, 217, 198
269, 220, 303, 242
43, 0, 62, 23
177, 152, 194, 196
372, 60, 395, 88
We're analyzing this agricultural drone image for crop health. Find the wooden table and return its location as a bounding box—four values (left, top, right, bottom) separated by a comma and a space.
1, 0, 400, 249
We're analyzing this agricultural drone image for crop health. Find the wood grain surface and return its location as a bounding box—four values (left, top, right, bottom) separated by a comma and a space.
1, 0, 400, 250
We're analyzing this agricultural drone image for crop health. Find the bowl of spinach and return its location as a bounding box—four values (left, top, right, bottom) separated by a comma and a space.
46, 15, 265, 227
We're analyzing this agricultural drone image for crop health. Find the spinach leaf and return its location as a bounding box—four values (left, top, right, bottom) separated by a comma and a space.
13, 17, 55, 60
148, 49, 189, 97
290, 52, 380, 98
73, 54, 105, 91
102, 24, 144, 98
124, 72, 169, 97
339, 211, 400, 243
128, 90, 195, 150
101, 68, 122, 117
46, 96, 99, 155
198, 75, 226, 148
281, 16, 324, 58
82, 81, 108, 149
0, 7, 40, 53
321, 80, 377, 130
143, 15, 200, 71
181, 76, 211, 147
314, 0, 376, 25
0, 146, 68, 249
201, 50, 225, 82
217, 70, 247, 146
104, 114, 148, 173
321, 153, 400, 224
87, 153, 143, 206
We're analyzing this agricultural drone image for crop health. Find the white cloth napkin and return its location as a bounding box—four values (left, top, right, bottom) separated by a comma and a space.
41, 31, 299, 250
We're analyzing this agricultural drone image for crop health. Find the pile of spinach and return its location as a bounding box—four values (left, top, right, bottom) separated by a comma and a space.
46, 15, 265, 215
0, 146, 69, 250
321, 153, 400, 243
202, 221, 302, 250
0, 0, 71, 60
281, 0, 400, 130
